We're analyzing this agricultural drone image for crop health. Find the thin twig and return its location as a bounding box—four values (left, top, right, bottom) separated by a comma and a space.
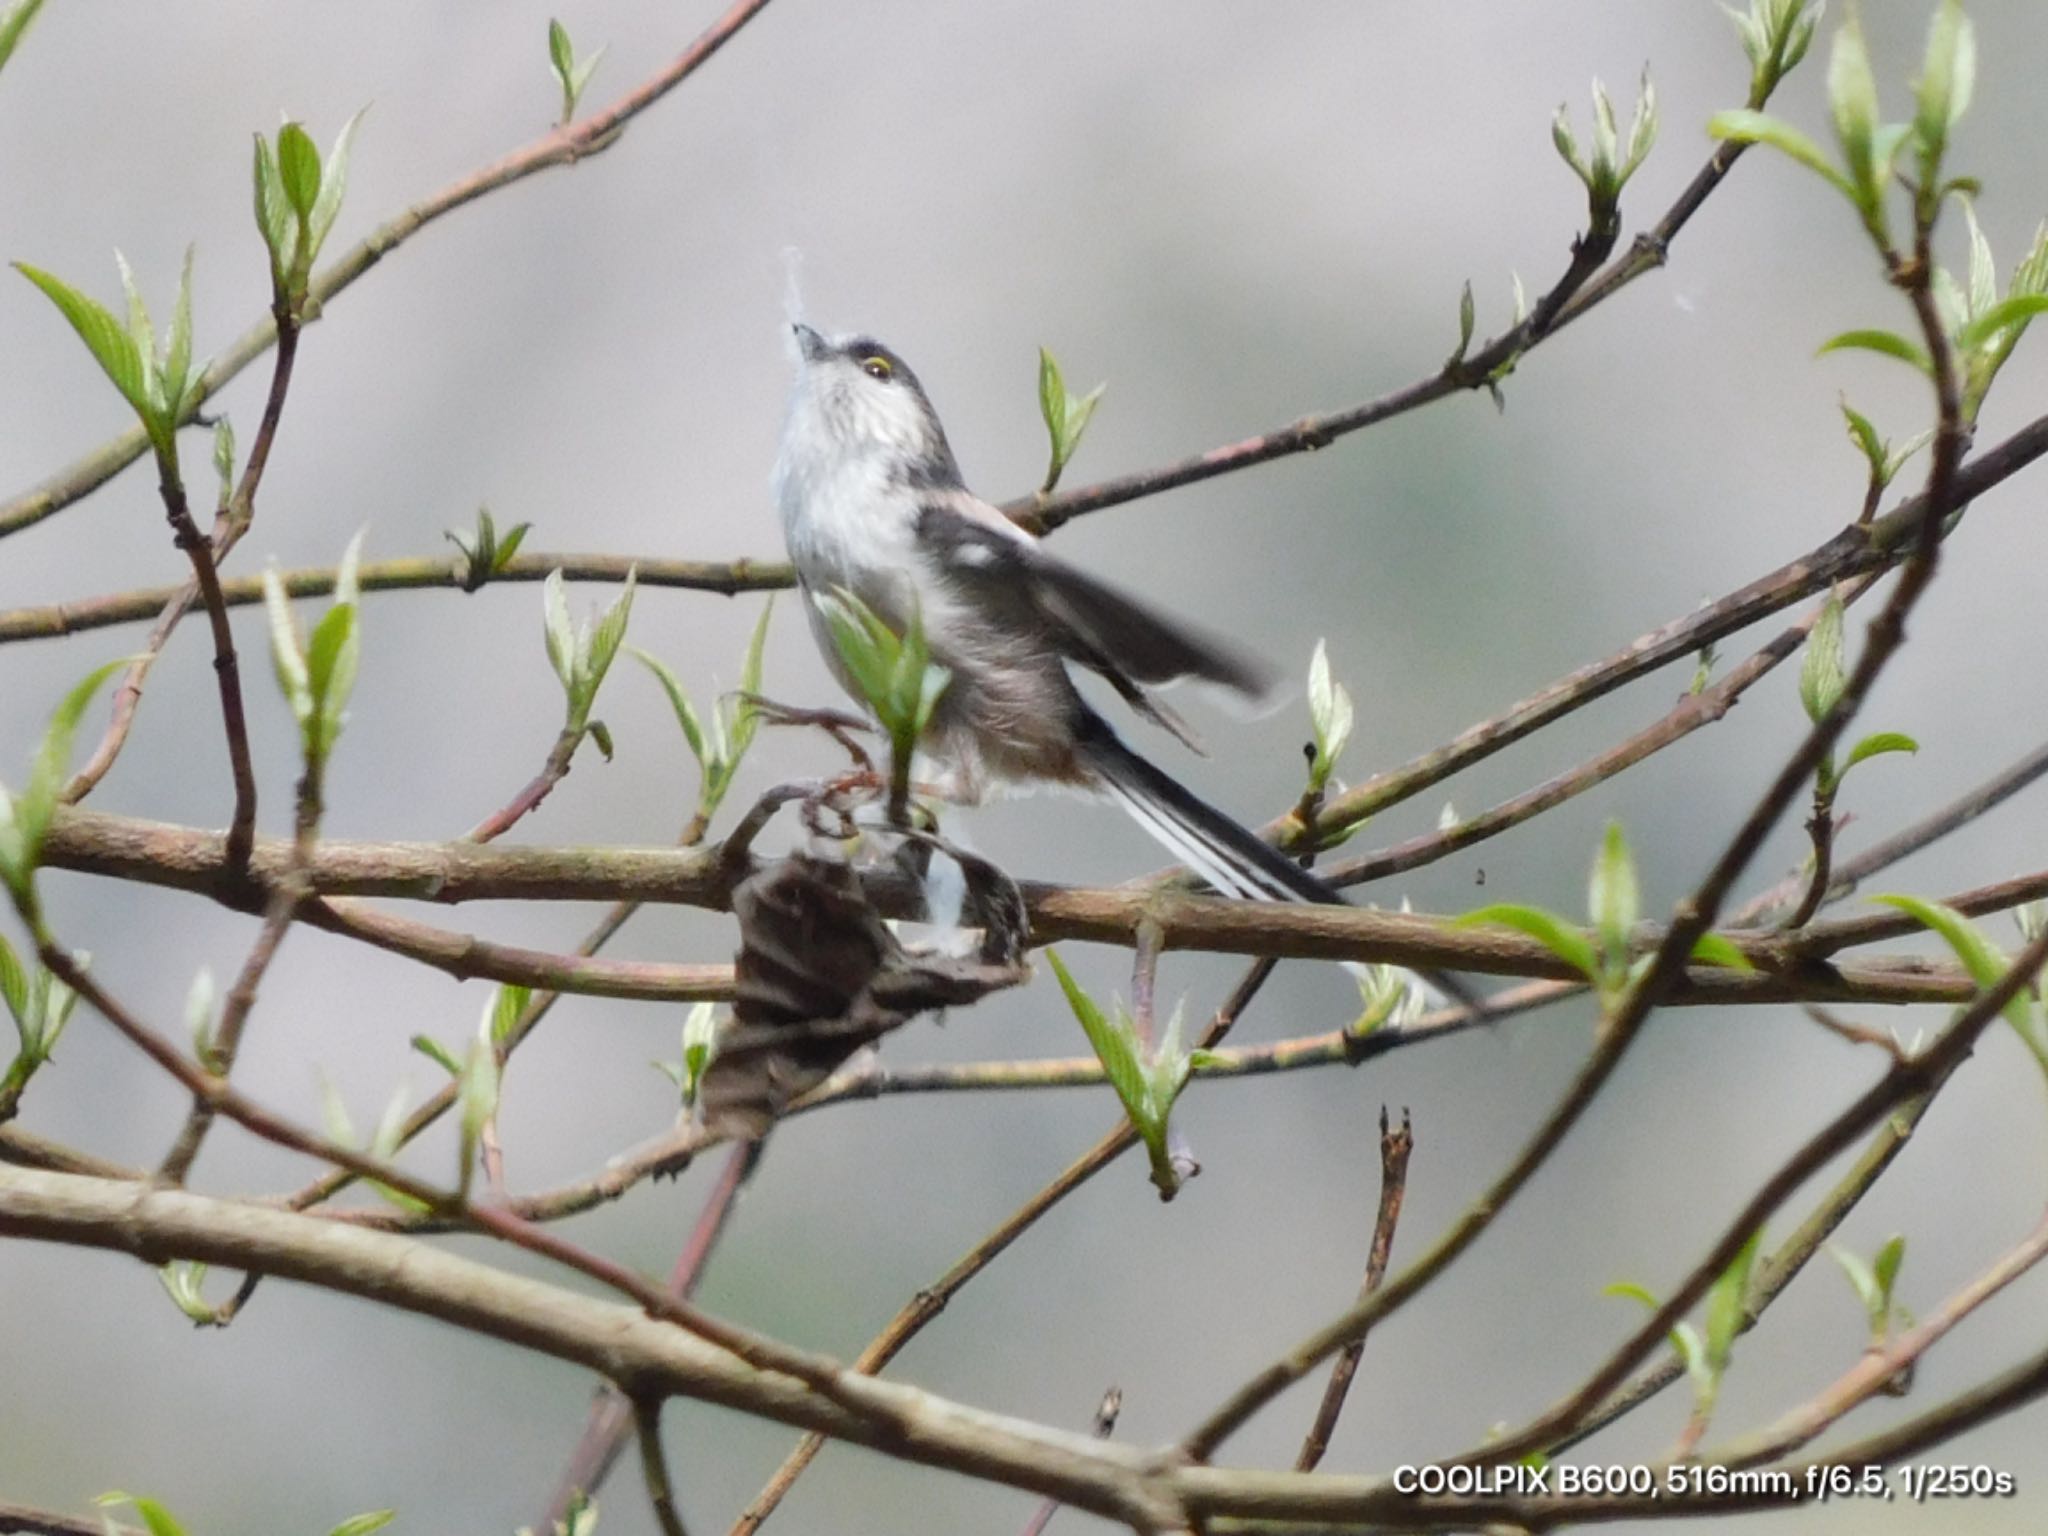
1801, 1004, 1906, 1062
1015, 134, 1758, 536
151, 471, 260, 868
1732, 735, 2048, 925
1294, 1107, 1413, 1472
1130, 916, 1165, 1048
1324, 572, 1871, 886
0, 1502, 137, 1536
635, 1396, 692, 1536
1281, 412, 2048, 865
157, 752, 325, 1183
0, 1126, 144, 1180
1019, 1388, 1123, 1536
467, 725, 585, 842
0, 551, 790, 645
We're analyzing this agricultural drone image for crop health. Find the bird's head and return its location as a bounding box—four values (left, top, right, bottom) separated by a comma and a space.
782, 323, 962, 490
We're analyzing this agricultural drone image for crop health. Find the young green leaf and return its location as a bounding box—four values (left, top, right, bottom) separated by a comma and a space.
326, 1513, 398, 1536
184, 965, 217, 1062
307, 107, 369, 264
1047, 949, 1143, 1112
1829, 1242, 1885, 1329
583, 568, 638, 697
1963, 199, 1997, 318
1707, 110, 1854, 201
1871, 893, 2033, 1033
489, 982, 532, 1047
162, 246, 196, 419
1818, 329, 1935, 375
369, 1078, 412, 1163
0, 930, 26, 1026
1457, 903, 1599, 984
1872, 1232, 1906, 1305
1956, 294, 2048, 353
1704, 1226, 1764, 1371
817, 587, 951, 755
456, 1024, 500, 1199
1799, 589, 1846, 724
1690, 932, 1757, 973
157, 1259, 214, 1324
319, 1074, 359, 1148
114, 251, 158, 407
727, 595, 774, 768
1726, 0, 1820, 105
1550, 107, 1586, 189
1305, 640, 1356, 792
305, 604, 357, 757
252, 133, 296, 285
542, 569, 577, 693
212, 417, 237, 503
630, 646, 708, 766
1590, 78, 1619, 182
1451, 279, 1476, 363
1349, 959, 1429, 1036
1605, 1282, 1709, 1395
13, 262, 149, 423
1825, 6, 1881, 199
1045, 948, 1194, 1194
95, 1494, 191, 1536
1, 657, 133, 902
1841, 730, 1918, 776
1840, 400, 1884, 472
276, 121, 322, 221
679, 1000, 718, 1106
1619, 65, 1659, 184
0, 0, 47, 76
1038, 347, 1066, 455
1036, 346, 1106, 492
547, 19, 607, 122
492, 519, 532, 573
263, 566, 313, 728
1912, 0, 1976, 170
411, 1033, 463, 1077
1589, 821, 1639, 966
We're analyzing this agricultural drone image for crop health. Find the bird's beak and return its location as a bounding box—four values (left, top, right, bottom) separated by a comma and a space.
791, 322, 827, 363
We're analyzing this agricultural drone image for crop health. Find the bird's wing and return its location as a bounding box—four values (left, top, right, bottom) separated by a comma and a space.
915, 493, 1276, 700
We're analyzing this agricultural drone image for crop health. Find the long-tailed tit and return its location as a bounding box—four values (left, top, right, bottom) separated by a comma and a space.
772, 323, 1383, 912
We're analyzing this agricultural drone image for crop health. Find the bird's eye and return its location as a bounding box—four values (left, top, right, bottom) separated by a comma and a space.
860, 355, 893, 381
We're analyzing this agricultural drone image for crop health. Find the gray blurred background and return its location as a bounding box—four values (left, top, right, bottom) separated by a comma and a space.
3, 2, 2047, 1532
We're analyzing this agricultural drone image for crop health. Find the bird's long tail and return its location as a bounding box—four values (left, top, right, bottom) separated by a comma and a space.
1075, 710, 1479, 1008
1078, 716, 1345, 905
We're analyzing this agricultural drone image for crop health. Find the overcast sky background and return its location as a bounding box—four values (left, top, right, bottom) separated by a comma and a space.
4, 3, 2048, 1533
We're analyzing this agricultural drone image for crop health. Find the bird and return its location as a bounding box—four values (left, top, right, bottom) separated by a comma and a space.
771, 321, 1417, 921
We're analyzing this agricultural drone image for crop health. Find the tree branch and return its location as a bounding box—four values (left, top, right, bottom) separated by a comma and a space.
37, 804, 1998, 1002
0, 551, 787, 646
